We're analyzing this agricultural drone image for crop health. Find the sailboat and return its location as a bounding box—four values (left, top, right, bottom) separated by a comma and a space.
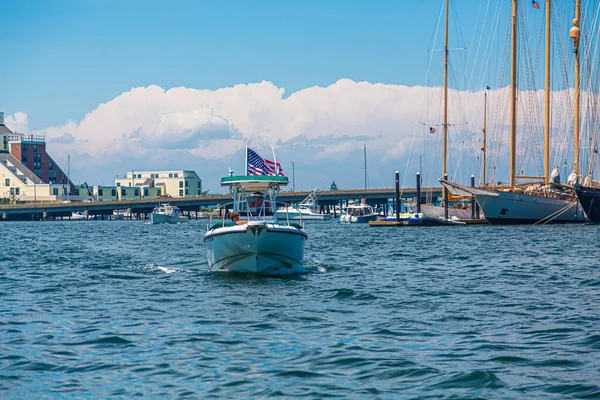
442, 0, 586, 224
416, 0, 477, 223
570, 0, 600, 221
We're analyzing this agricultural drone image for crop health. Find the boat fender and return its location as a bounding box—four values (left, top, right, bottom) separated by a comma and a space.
236, 221, 248, 225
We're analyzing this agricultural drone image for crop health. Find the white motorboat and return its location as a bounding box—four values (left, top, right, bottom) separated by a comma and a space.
204, 175, 308, 274
339, 204, 378, 223
149, 204, 188, 224
276, 189, 331, 221
69, 212, 88, 221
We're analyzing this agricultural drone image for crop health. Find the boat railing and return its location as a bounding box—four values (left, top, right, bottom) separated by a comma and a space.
207, 200, 304, 230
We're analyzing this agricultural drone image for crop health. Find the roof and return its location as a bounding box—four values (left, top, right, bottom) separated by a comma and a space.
221, 175, 289, 191
0, 153, 44, 184
0, 125, 13, 133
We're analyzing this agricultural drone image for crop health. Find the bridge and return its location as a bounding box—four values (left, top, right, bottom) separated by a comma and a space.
0, 187, 442, 220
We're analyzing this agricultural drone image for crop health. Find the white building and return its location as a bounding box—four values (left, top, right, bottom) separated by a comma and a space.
0, 152, 72, 201
115, 170, 202, 198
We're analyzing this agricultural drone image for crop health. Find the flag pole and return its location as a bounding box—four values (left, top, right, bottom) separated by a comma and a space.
271, 145, 278, 176
245, 146, 248, 176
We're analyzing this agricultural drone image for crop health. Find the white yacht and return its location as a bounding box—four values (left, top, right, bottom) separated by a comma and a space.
339, 204, 378, 223
204, 175, 308, 274
276, 189, 331, 221
149, 204, 188, 224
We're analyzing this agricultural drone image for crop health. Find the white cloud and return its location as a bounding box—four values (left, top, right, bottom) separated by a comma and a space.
4, 79, 592, 190
4, 112, 29, 132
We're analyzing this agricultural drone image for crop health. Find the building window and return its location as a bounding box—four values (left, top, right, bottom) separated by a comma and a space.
49, 162, 53, 170
53, 188, 58, 196
198, 182, 201, 189
4, 178, 9, 186
179, 181, 183, 188
137, 174, 142, 179
33, 144, 37, 151
116, 182, 121, 187
169, 173, 173, 178
144, 188, 148, 196
185, 180, 189, 187
22, 144, 27, 151
111, 189, 117, 196
134, 188, 139, 196
179, 189, 183, 196
121, 188, 126, 196
99, 189, 104, 196
22, 153, 28, 162
185, 189, 188, 195
174, 173, 178, 178
10, 188, 14, 195
15, 188, 20, 195
75, 189, 80, 195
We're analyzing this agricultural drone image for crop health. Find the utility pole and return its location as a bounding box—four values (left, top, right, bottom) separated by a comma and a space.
290, 161, 295, 192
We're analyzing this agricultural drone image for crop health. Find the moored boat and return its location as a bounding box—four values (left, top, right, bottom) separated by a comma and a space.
339, 204, 378, 223
574, 184, 600, 222
276, 189, 331, 221
442, 181, 585, 224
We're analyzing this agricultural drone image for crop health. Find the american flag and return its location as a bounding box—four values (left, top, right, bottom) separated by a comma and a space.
532, 0, 540, 9
264, 159, 284, 176
429, 127, 437, 134
246, 147, 265, 175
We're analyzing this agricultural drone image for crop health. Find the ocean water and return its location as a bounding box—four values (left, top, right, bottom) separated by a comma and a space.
1, 220, 599, 399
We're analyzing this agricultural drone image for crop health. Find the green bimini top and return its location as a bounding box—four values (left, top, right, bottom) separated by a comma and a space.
221, 175, 289, 190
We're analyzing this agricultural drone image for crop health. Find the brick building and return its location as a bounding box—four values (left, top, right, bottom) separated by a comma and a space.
0, 111, 74, 198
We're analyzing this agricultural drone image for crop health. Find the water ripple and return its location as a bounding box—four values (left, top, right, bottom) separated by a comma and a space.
0, 221, 599, 398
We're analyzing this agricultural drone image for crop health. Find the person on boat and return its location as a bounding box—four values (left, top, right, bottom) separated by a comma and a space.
230, 212, 240, 222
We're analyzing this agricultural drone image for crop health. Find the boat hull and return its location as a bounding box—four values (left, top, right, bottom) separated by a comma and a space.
442, 181, 585, 224
150, 213, 188, 224
419, 204, 472, 221
276, 210, 332, 221
204, 222, 307, 274
575, 186, 600, 222
339, 214, 378, 223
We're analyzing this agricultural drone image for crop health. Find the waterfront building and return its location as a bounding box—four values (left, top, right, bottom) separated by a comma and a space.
93, 186, 118, 202
74, 184, 95, 202
114, 170, 202, 198
0, 113, 10, 152
0, 153, 71, 201
0, 111, 74, 201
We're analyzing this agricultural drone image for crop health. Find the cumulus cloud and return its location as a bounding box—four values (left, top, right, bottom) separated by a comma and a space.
5, 112, 29, 132
6, 79, 589, 191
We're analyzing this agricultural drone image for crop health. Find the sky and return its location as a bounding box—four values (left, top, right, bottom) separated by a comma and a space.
1, 0, 597, 193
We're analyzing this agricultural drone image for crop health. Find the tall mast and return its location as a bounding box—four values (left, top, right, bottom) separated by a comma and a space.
544, 0, 551, 181
509, 0, 518, 187
364, 142, 367, 191
482, 92, 487, 187
443, 0, 449, 176
570, 0, 581, 176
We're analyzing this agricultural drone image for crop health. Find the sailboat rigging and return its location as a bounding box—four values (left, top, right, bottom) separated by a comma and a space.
443, 0, 586, 224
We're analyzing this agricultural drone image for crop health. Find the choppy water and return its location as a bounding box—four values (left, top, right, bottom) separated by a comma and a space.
1, 220, 599, 399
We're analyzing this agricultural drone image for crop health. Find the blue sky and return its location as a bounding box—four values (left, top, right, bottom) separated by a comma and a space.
2, 0, 464, 128
1, 1, 597, 191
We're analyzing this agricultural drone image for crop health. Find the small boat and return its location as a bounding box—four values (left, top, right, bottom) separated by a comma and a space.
339, 204, 378, 223
385, 212, 424, 225
204, 175, 308, 274
149, 204, 188, 224
276, 189, 331, 221
70, 212, 88, 221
